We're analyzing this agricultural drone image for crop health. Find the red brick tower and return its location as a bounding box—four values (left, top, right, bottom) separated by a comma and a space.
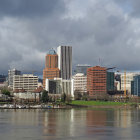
87, 66, 107, 98
43, 49, 60, 88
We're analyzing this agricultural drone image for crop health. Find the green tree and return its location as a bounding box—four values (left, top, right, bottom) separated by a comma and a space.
41, 90, 49, 103
74, 90, 82, 100
82, 93, 89, 101
61, 93, 66, 103
1, 89, 10, 96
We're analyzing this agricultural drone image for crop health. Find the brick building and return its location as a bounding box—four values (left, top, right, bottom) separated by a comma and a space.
87, 66, 107, 98
43, 49, 60, 88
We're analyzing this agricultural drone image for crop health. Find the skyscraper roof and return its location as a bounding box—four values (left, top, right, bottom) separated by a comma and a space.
48, 49, 56, 55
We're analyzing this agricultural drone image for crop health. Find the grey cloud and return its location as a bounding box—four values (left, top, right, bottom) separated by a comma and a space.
130, 0, 140, 17
0, 0, 65, 18
1, 0, 140, 74
114, 0, 140, 17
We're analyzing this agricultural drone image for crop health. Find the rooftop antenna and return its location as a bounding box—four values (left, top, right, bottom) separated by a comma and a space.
99, 58, 101, 66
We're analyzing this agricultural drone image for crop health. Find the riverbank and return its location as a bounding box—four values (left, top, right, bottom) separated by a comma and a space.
69, 100, 138, 109
0, 101, 138, 109
0, 103, 72, 109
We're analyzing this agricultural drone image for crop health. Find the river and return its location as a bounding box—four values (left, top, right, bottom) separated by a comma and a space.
0, 108, 140, 140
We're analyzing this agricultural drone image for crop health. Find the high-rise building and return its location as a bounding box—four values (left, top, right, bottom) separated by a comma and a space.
43, 49, 60, 88
87, 66, 107, 98
62, 79, 72, 95
75, 64, 91, 75
57, 46, 72, 80
131, 75, 140, 96
107, 72, 115, 91
131, 81, 134, 95
8, 69, 21, 88
72, 73, 87, 93
13, 74, 38, 92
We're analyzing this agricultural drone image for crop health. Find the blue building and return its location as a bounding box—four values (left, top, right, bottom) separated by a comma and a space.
107, 72, 115, 91
131, 81, 134, 95
133, 75, 140, 96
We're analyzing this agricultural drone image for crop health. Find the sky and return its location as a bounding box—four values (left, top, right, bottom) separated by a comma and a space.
0, 0, 140, 74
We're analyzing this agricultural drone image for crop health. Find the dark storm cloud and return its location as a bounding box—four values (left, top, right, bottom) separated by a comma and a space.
1, 0, 140, 74
0, 0, 65, 18
0, 0, 66, 74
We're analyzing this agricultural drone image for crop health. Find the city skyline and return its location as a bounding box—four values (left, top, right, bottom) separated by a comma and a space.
1, 0, 140, 74
1, 1, 140, 139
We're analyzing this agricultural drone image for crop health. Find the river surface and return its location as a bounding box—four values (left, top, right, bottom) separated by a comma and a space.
0, 108, 140, 140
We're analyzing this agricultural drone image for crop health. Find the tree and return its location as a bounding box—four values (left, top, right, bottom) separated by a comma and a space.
41, 90, 49, 103
61, 93, 66, 103
82, 92, 89, 101
1, 89, 10, 96
74, 90, 82, 100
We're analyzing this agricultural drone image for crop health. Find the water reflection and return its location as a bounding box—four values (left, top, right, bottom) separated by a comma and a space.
114, 109, 132, 128
0, 109, 140, 140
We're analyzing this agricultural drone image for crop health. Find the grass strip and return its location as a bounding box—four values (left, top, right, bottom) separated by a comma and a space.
71, 100, 132, 106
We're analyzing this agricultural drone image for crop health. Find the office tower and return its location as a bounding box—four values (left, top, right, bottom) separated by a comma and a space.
43, 49, 60, 88
57, 46, 72, 80
8, 69, 21, 88
87, 66, 107, 98
131, 75, 140, 96
13, 74, 38, 92
75, 64, 91, 75
107, 72, 115, 91
62, 79, 72, 95
72, 73, 87, 93
131, 81, 134, 95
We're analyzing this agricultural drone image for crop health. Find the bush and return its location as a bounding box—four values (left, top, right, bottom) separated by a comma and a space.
1, 89, 10, 96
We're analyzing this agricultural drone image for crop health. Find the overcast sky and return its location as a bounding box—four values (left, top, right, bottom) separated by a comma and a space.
0, 0, 140, 74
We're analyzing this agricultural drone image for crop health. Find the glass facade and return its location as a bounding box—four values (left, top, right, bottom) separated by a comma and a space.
107, 72, 115, 91
131, 81, 134, 95
133, 75, 140, 96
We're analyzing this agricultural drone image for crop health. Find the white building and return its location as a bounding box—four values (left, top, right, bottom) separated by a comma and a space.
8, 69, 21, 88
45, 78, 74, 97
62, 79, 73, 96
13, 74, 38, 92
121, 72, 139, 94
57, 46, 72, 80
13, 92, 41, 101
72, 73, 87, 93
